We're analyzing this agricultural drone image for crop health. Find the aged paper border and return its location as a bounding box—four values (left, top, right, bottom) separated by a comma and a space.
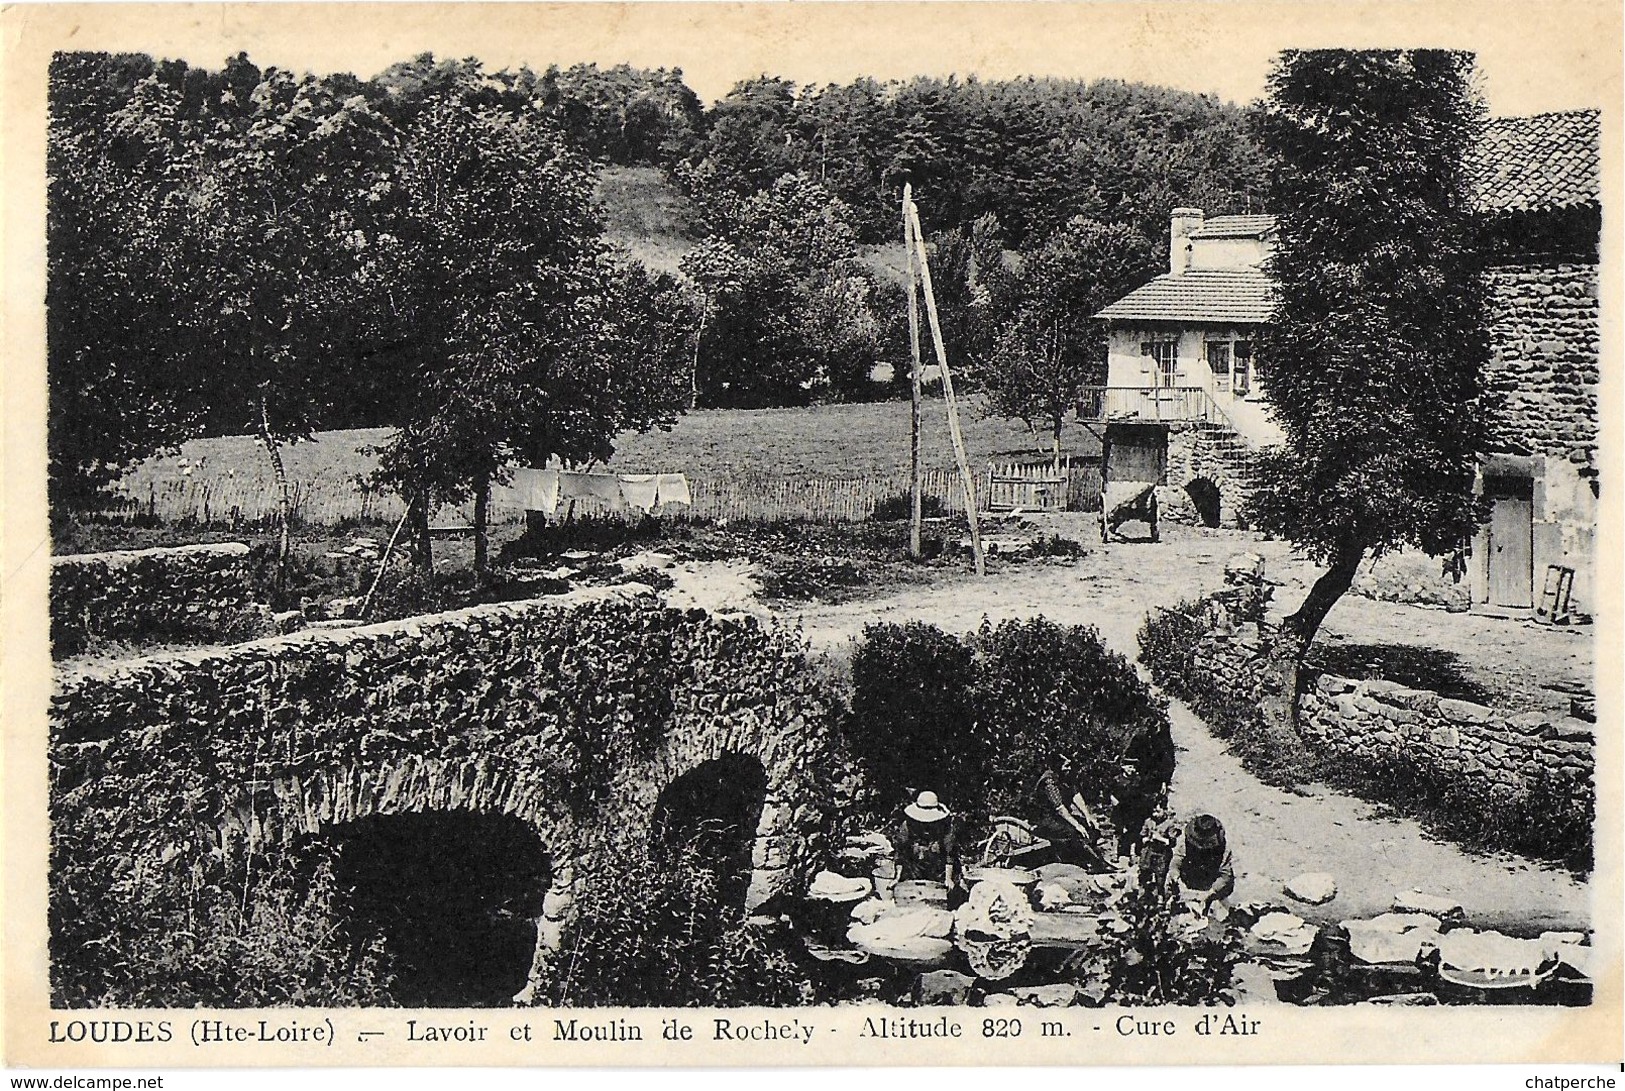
3, 1, 1622, 1069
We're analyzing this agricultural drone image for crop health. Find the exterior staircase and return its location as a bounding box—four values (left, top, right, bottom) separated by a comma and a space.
1075, 385, 1275, 528
1187, 420, 1262, 528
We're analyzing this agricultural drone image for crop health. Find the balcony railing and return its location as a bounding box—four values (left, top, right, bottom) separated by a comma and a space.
1075, 386, 1234, 428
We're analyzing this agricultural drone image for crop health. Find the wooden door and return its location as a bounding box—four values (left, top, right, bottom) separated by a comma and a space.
1486, 481, 1533, 608
1104, 424, 1168, 485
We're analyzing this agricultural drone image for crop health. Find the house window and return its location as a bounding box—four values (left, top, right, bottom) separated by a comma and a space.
1206, 341, 1232, 394
1141, 340, 1178, 387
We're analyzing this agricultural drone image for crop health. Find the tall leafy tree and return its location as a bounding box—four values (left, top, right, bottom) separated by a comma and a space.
367, 60, 686, 571
686, 77, 803, 196
1248, 50, 1492, 711
980, 217, 1155, 456
930, 212, 1017, 386
68, 56, 393, 581
46, 53, 200, 512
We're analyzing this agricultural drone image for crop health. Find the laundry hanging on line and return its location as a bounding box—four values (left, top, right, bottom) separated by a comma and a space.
509, 468, 560, 515
509, 468, 693, 514
560, 470, 628, 511
617, 474, 660, 512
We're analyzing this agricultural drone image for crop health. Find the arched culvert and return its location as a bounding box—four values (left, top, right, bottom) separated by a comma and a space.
325, 810, 551, 1007
1185, 477, 1223, 528
651, 753, 769, 908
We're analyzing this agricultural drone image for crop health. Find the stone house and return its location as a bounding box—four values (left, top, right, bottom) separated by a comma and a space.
1468, 110, 1600, 614
1088, 211, 1285, 527
1086, 110, 1601, 612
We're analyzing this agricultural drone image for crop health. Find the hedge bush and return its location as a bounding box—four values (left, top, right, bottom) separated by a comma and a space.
1320, 749, 1594, 874
844, 617, 1172, 824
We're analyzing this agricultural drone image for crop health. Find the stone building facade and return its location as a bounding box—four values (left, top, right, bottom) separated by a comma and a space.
1468, 110, 1601, 613
1089, 211, 1284, 527
1093, 110, 1602, 609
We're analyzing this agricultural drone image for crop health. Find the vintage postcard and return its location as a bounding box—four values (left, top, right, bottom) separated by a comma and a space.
3, 0, 1621, 1073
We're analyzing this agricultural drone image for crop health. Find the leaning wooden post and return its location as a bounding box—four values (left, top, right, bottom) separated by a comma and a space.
360, 497, 415, 620
903, 184, 925, 559
906, 198, 986, 576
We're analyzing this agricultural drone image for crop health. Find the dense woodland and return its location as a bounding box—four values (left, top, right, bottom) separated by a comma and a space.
48, 51, 1269, 527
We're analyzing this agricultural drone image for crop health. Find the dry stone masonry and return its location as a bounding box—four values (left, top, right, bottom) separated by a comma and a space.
1351, 550, 1472, 612
1297, 676, 1593, 788
50, 543, 265, 654
50, 591, 837, 1004
1484, 263, 1599, 480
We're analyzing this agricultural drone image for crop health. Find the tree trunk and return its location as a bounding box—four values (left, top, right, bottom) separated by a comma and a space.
257, 394, 292, 599
1286, 542, 1366, 650
473, 471, 490, 577
691, 309, 705, 410
1258, 541, 1366, 754
410, 449, 433, 574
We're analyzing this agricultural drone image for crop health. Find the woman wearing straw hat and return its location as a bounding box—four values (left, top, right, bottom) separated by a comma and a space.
893, 790, 964, 893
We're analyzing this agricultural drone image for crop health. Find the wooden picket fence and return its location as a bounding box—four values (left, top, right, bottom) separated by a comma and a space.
100, 465, 1074, 529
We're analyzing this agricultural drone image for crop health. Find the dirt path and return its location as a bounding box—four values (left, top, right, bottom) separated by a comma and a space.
783, 522, 1589, 935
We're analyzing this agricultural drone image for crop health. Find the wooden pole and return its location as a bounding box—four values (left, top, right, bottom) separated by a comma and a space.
360, 497, 415, 620
903, 184, 924, 559
906, 198, 986, 576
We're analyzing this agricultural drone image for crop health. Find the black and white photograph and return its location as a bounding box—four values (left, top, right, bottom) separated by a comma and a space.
3, 0, 1620, 1072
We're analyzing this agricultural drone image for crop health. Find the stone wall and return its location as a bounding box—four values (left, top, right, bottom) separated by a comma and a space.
1298, 675, 1593, 788
1142, 559, 1592, 806
1160, 422, 1255, 529
50, 591, 836, 1005
50, 543, 264, 655
1351, 550, 1471, 612
1484, 262, 1599, 479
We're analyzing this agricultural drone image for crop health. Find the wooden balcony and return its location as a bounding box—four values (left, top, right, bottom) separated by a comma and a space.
1075, 386, 1233, 427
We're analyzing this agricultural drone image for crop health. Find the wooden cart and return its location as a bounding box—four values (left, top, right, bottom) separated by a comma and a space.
1099, 422, 1169, 543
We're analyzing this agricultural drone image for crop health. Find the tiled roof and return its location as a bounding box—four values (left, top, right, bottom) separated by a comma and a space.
1469, 110, 1600, 214
1093, 269, 1276, 324
1188, 214, 1277, 239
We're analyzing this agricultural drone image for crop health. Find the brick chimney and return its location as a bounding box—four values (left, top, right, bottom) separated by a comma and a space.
1170, 208, 1204, 274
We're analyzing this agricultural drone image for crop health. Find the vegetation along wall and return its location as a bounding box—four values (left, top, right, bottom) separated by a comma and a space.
50, 543, 264, 656
50, 591, 837, 1007
1139, 558, 1593, 868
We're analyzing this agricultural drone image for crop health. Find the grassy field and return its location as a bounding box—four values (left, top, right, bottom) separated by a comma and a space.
596, 164, 911, 285
103, 168, 1088, 526
107, 398, 1103, 527
597, 166, 699, 275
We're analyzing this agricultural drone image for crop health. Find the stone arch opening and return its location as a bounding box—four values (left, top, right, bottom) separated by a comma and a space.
324, 810, 551, 1007
651, 753, 769, 908
1185, 477, 1223, 528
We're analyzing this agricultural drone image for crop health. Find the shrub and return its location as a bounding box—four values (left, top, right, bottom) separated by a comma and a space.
1029, 534, 1086, 559
843, 617, 1172, 825
544, 838, 816, 1007
846, 621, 977, 817
1098, 884, 1244, 1005
971, 617, 1171, 815
51, 839, 397, 1008
1137, 601, 1309, 788
1321, 749, 1593, 874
